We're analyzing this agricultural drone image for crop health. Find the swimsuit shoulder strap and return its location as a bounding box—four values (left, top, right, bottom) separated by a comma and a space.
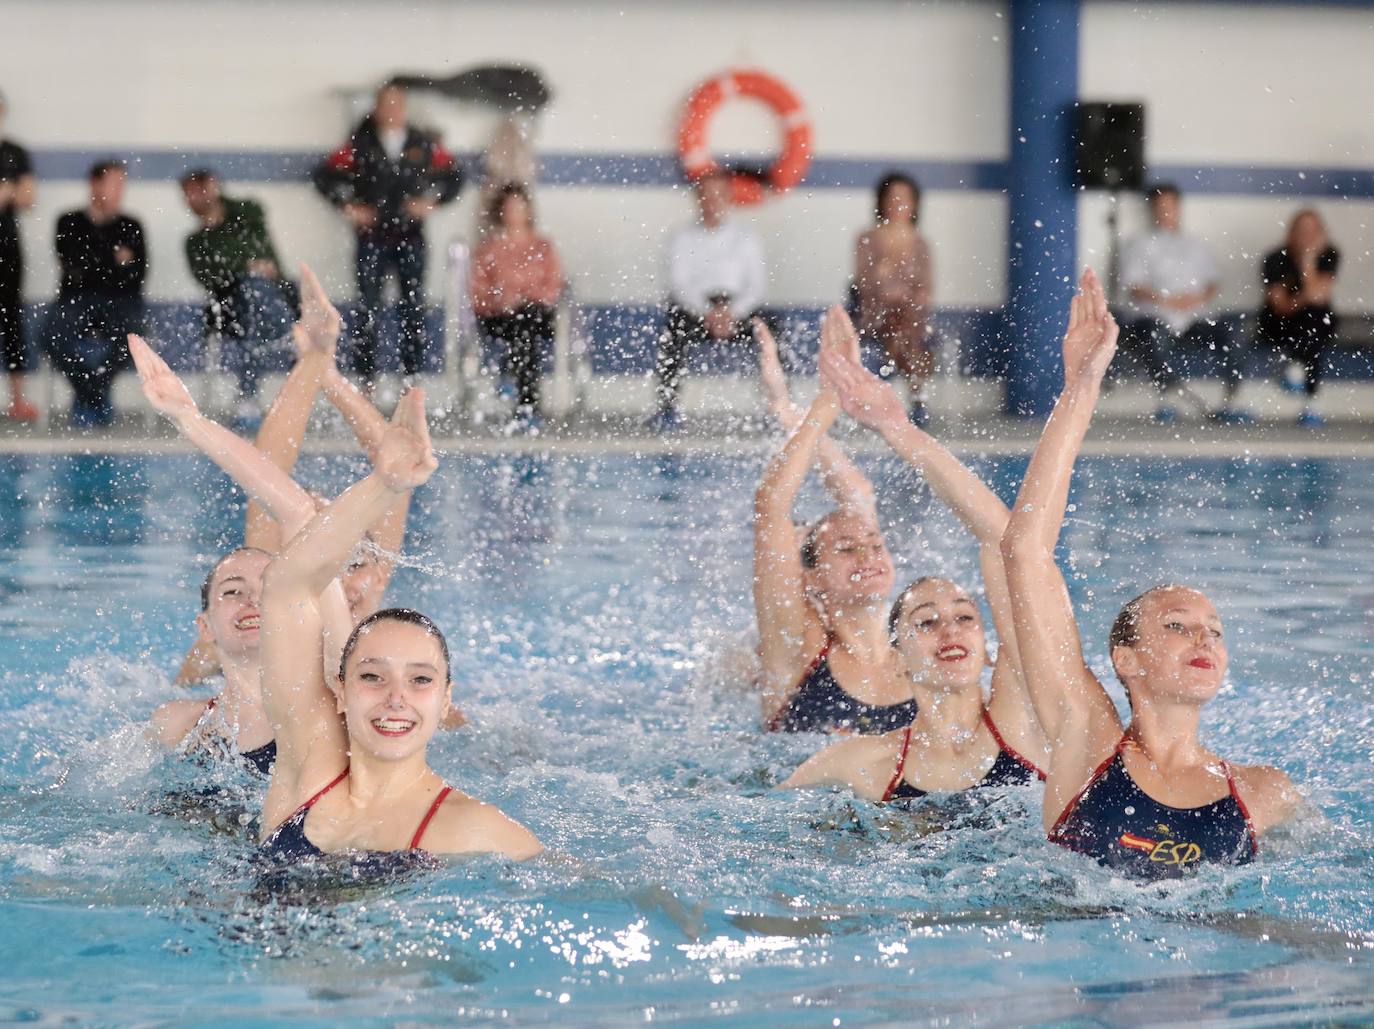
881, 726, 915, 802
981, 709, 1047, 781
764, 637, 835, 732
1220, 760, 1261, 856
294, 768, 350, 819
265, 767, 349, 842
409, 785, 454, 850
1048, 733, 1129, 839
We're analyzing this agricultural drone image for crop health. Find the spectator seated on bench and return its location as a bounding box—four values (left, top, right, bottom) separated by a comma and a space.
651, 169, 766, 431
1258, 208, 1340, 428
853, 171, 935, 426
1118, 183, 1247, 424
471, 183, 564, 431
44, 160, 145, 429
180, 168, 297, 426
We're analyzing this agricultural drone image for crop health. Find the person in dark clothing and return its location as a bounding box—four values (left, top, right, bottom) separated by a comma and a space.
0, 90, 38, 422
45, 159, 146, 428
1259, 209, 1339, 427
180, 168, 294, 415
313, 82, 462, 385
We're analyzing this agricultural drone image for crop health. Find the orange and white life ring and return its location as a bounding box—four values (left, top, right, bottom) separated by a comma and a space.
676, 69, 813, 206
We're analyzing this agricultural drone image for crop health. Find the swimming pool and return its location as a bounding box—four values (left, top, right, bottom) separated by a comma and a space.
1, 450, 1371, 1024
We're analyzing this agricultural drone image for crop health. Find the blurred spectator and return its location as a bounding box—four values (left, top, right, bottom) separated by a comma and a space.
854, 172, 933, 425
1259, 209, 1339, 428
1119, 183, 1240, 422
45, 160, 145, 428
471, 184, 563, 428
313, 81, 462, 387
652, 169, 766, 429
0, 90, 37, 422
180, 168, 295, 421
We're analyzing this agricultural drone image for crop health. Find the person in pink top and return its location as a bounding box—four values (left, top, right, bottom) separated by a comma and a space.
470, 184, 564, 428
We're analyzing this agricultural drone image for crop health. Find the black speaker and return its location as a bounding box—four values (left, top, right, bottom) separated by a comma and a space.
1075, 102, 1146, 190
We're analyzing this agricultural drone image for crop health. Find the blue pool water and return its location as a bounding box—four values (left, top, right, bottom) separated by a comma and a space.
0, 451, 1371, 1025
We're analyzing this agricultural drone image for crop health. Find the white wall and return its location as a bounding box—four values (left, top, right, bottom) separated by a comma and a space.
0, 0, 1007, 308
2, 0, 1372, 315
1079, 2, 1374, 312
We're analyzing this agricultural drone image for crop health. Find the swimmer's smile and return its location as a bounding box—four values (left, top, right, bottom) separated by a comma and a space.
372, 717, 417, 737
235, 613, 261, 632
936, 645, 970, 663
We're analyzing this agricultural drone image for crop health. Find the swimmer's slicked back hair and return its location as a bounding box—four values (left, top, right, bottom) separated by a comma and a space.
887, 576, 946, 643
339, 607, 452, 684
1109, 584, 1188, 686
800, 522, 823, 569
200, 547, 272, 610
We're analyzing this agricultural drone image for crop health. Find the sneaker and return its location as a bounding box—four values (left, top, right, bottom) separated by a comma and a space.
645, 407, 683, 434
1152, 405, 1178, 424
1279, 363, 1307, 394
1210, 408, 1255, 426
908, 400, 930, 428
5, 399, 39, 423
1297, 410, 1325, 428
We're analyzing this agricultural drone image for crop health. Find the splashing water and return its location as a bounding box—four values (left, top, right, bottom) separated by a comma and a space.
0, 452, 1371, 1023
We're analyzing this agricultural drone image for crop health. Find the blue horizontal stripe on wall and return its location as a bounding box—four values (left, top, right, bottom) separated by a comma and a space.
27, 147, 1374, 198
28, 148, 1005, 191
18, 301, 1374, 382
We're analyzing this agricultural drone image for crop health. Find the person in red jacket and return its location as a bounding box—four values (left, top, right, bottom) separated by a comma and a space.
313, 81, 462, 387
470, 184, 563, 428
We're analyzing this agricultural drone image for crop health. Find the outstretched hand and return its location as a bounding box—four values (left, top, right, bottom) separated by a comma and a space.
129, 334, 199, 421
373, 388, 438, 492
820, 347, 907, 432
1062, 268, 1118, 388
754, 319, 803, 431
819, 304, 863, 366
294, 263, 342, 359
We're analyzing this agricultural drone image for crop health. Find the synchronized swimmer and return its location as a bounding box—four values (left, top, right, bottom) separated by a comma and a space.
127, 263, 1301, 880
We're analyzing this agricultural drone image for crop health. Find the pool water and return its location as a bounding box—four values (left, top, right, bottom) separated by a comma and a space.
1, 451, 1371, 1025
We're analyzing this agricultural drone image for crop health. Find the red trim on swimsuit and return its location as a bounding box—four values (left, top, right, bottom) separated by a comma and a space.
267, 767, 350, 839
408, 786, 454, 850
981, 709, 1047, 781
1048, 734, 1127, 843
881, 724, 915, 802
1221, 761, 1260, 857
765, 638, 832, 732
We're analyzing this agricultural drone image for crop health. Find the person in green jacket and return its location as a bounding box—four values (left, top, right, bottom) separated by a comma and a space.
180, 168, 295, 420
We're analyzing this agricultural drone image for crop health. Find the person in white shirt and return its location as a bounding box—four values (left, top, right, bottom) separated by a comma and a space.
1119, 184, 1247, 422
652, 170, 766, 427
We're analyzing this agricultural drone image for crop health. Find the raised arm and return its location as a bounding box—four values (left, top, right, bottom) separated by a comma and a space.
754, 310, 849, 713
131, 334, 351, 686
259, 390, 437, 792
999, 270, 1124, 817
319, 346, 411, 568
130, 336, 318, 540
819, 333, 1043, 757
755, 318, 875, 516
244, 263, 340, 551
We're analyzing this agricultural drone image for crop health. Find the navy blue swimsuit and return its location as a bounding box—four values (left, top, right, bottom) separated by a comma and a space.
240, 740, 277, 777
1049, 736, 1258, 880
882, 710, 1045, 801
261, 767, 452, 865
769, 640, 917, 735
198, 698, 277, 777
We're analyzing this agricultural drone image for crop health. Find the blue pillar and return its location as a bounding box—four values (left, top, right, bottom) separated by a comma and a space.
1004, 0, 1081, 417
